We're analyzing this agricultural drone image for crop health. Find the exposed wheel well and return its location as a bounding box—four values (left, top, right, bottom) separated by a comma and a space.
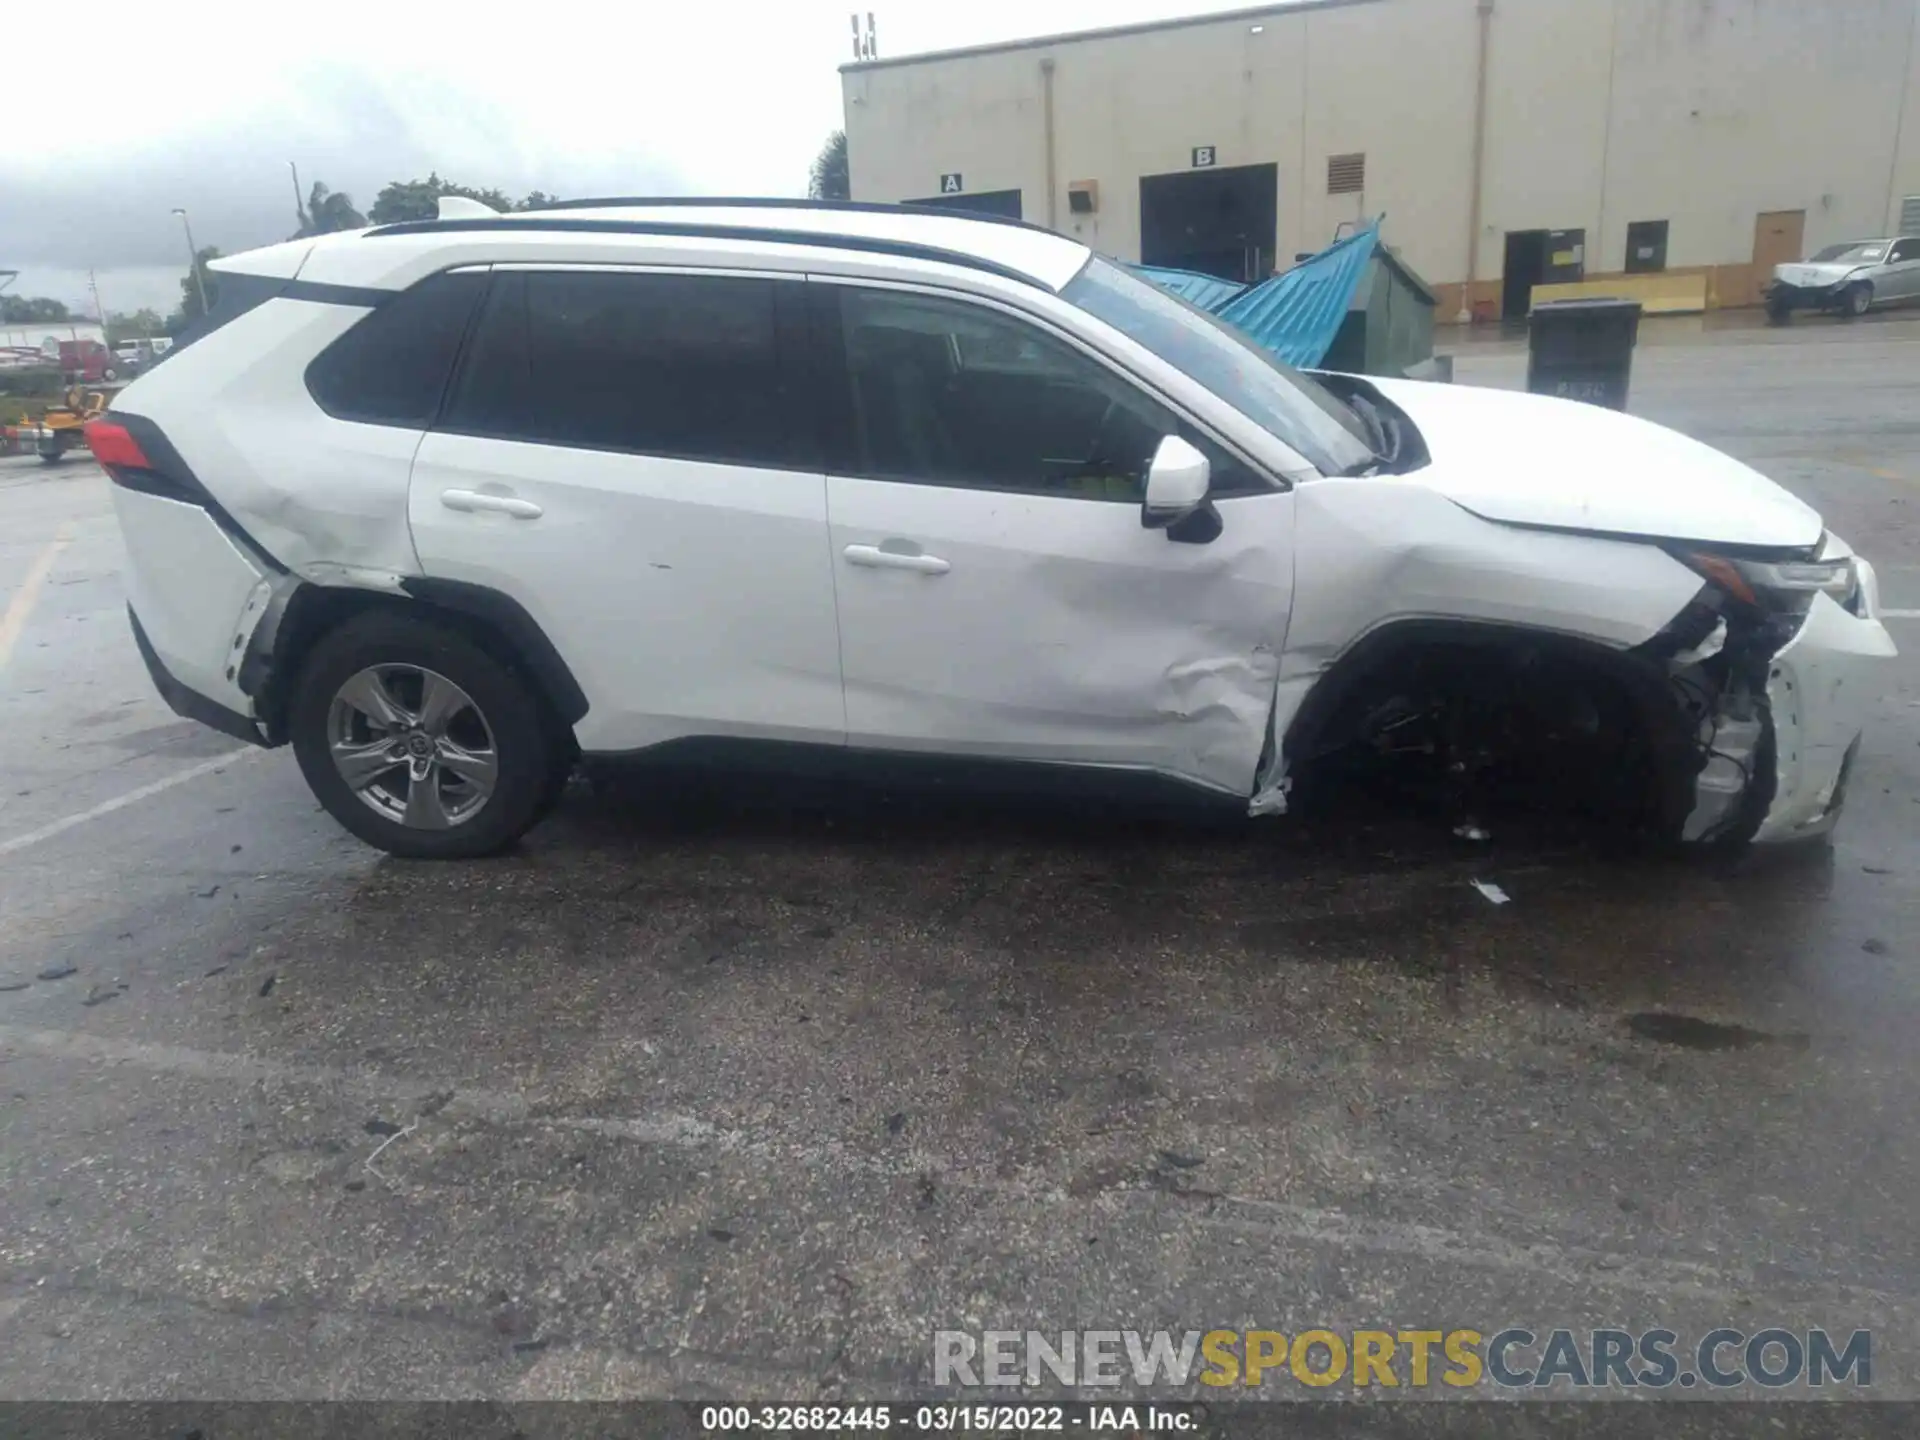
1281, 620, 1701, 836
251, 583, 586, 751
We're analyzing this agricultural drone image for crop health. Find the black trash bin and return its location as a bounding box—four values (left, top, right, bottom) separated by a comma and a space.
1526, 297, 1642, 411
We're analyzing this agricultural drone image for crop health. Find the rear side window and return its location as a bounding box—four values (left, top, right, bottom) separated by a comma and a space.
441, 270, 808, 469
306, 271, 485, 427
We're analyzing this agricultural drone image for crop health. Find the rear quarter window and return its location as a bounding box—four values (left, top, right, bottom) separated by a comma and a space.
305, 271, 485, 427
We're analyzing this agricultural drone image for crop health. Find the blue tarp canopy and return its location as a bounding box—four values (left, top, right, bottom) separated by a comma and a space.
1128, 221, 1382, 368
1126, 264, 1248, 314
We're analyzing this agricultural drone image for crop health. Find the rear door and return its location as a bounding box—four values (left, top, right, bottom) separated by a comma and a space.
812, 279, 1293, 795
408, 266, 845, 754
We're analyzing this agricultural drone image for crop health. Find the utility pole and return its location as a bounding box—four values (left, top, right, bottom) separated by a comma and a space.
172, 208, 209, 315
291, 160, 306, 230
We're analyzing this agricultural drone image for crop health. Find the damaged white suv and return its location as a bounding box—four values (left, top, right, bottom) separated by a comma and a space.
94, 199, 1895, 858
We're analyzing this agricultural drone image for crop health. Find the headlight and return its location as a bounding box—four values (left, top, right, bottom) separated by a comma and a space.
1680, 548, 1858, 613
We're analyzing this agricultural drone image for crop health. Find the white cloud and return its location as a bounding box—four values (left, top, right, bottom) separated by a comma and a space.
5, 0, 1270, 313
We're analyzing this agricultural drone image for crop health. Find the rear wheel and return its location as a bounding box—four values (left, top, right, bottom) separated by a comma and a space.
290, 612, 563, 858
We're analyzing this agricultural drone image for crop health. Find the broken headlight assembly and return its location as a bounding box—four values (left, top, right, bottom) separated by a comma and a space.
1676, 543, 1860, 616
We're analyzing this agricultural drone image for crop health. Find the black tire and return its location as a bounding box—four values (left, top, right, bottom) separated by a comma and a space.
289, 610, 562, 858
1765, 299, 1792, 326
1844, 283, 1872, 319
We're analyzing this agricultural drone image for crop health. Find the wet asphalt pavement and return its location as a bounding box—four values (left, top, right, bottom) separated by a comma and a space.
2, 313, 1920, 1413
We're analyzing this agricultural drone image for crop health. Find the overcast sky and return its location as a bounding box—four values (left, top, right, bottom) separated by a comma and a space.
4, 0, 1263, 318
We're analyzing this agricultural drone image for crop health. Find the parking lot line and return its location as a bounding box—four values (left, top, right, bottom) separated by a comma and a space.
1881, 609, 1920, 620
0, 524, 74, 671
0, 749, 258, 858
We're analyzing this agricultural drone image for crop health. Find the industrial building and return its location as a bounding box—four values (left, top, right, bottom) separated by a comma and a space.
841, 0, 1920, 318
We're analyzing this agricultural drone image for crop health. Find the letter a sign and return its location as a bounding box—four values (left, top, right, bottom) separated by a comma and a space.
939, 173, 964, 194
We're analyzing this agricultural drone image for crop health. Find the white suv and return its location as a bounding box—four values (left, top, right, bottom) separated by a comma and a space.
92, 198, 1894, 857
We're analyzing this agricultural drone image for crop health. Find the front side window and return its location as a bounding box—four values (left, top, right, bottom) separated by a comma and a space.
442, 270, 808, 469
831, 287, 1257, 501
1063, 257, 1377, 477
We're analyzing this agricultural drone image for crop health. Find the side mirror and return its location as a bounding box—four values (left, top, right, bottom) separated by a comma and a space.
1142, 435, 1210, 530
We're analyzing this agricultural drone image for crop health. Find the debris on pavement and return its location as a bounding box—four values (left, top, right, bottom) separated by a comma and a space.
1471, 880, 1512, 905
36, 964, 76, 981
1453, 822, 1491, 841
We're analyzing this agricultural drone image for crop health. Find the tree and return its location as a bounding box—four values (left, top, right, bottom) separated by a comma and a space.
0, 295, 72, 323
368, 172, 515, 225
178, 246, 222, 324
516, 190, 559, 211
809, 130, 849, 201
293, 181, 367, 238
106, 309, 167, 344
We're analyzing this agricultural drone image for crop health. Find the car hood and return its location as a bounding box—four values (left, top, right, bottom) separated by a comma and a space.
1363, 377, 1824, 550
1775, 261, 1868, 288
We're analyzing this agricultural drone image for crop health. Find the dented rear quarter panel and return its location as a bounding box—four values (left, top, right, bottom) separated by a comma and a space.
109, 297, 423, 586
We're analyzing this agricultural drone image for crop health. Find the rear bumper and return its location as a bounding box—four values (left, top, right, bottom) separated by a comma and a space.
1751, 581, 1897, 843
109, 482, 281, 745
128, 607, 266, 747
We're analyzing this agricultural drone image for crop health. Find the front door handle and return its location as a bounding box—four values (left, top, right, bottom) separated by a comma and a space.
843, 543, 950, 575
442, 489, 542, 519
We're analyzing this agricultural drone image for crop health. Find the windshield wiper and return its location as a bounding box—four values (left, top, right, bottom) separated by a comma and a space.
1335, 391, 1393, 473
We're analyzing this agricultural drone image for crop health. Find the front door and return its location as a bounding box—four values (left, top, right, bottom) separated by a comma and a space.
811, 280, 1293, 796
1750, 210, 1807, 307
1880, 237, 1920, 301
409, 266, 845, 755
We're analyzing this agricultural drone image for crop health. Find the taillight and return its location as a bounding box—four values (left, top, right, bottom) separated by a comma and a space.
84, 419, 152, 469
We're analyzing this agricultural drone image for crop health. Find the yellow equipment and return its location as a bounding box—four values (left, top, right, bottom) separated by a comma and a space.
26, 387, 109, 464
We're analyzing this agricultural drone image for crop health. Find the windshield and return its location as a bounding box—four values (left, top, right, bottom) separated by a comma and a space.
1061, 257, 1375, 476
1810, 242, 1888, 265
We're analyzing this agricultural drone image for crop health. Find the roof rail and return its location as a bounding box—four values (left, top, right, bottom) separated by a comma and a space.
359, 216, 1047, 289
525, 194, 1052, 234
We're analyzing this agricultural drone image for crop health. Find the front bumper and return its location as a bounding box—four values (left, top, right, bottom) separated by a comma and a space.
1751, 578, 1897, 842
1767, 282, 1849, 313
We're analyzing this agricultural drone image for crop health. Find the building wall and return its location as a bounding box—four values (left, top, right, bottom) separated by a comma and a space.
843, 0, 1920, 313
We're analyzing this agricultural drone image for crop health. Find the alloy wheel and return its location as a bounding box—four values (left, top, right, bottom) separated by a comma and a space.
326, 664, 498, 829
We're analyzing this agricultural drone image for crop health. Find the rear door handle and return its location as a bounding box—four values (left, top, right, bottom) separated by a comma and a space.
441, 489, 542, 519
843, 544, 950, 575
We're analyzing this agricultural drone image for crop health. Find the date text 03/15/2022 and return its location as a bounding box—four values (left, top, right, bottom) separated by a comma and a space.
699, 1405, 1195, 1431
